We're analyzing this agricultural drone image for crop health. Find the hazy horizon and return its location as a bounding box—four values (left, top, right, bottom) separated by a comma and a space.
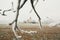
0, 0, 60, 24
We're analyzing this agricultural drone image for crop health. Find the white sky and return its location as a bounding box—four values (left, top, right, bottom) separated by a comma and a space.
0, 0, 60, 24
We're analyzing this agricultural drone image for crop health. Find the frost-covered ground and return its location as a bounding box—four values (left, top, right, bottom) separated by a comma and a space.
0, 24, 60, 40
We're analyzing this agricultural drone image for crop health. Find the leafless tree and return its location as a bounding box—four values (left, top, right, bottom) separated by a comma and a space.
0, 0, 45, 40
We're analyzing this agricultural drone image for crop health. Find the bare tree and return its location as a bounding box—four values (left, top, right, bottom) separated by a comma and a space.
0, 0, 45, 40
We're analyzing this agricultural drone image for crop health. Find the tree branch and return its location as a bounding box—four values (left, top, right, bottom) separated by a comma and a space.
29, 0, 39, 13
0, 2, 16, 16
9, 20, 15, 25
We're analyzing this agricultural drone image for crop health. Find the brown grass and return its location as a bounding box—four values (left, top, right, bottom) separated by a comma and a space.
0, 24, 60, 40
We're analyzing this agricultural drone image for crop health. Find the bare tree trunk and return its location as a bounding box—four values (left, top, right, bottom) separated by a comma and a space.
13, 0, 22, 40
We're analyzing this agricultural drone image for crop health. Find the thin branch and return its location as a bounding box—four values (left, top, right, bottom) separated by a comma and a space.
0, 9, 2, 11
29, 0, 39, 13
0, 9, 7, 16
2, 9, 12, 16
19, 0, 27, 9
9, 20, 15, 25
0, 2, 16, 16
9, 0, 27, 25
43, 0, 45, 1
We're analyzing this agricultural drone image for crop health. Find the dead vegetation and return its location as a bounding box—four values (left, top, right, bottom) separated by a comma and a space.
0, 24, 60, 40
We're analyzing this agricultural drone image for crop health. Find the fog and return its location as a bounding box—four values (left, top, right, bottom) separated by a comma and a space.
0, 0, 60, 24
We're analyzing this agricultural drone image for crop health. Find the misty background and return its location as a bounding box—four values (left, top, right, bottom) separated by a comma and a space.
0, 0, 60, 24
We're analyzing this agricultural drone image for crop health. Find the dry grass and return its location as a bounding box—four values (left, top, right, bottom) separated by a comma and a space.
0, 24, 60, 40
